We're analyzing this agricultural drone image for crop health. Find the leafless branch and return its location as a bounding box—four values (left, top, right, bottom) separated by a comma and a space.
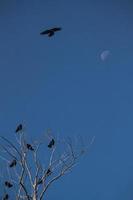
0, 128, 92, 200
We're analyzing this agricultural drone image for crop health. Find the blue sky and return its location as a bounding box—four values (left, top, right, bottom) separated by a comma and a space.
0, 0, 133, 199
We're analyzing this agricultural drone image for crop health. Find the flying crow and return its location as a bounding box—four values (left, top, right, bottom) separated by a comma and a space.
40, 27, 62, 37
26, 143, 34, 151
15, 124, 22, 133
9, 159, 17, 168
48, 139, 55, 148
5, 181, 13, 188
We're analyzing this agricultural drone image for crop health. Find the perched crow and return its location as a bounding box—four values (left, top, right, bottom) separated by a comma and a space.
3, 194, 9, 200
9, 159, 17, 168
5, 181, 13, 188
26, 144, 34, 151
46, 168, 51, 175
40, 27, 62, 37
15, 124, 22, 133
48, 139, 55, 148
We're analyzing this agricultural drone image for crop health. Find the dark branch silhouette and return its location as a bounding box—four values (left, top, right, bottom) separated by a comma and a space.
0, 125, 93, 200
37, 178, 43, 185
40, 27, 62, 37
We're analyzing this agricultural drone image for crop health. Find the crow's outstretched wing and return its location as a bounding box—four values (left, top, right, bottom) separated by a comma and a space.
40, 29, 51, 35
40, 27, 62, 35
51, 27, 62, 32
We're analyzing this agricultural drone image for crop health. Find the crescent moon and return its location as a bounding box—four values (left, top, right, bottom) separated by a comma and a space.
100, 50, 110, 61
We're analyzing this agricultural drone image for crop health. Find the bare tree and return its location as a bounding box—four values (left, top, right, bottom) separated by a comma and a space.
0, 126, 95, 200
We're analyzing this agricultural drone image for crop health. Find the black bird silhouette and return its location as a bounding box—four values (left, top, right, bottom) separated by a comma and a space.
9, 159, 17, 168
46, 168, 51, 175
40, 27, 62, 37
5, 181, 13, 188
3, 194, 9, 200
15, 124, 22, 133
26, 143, 34, 151
48, 139, 55, 148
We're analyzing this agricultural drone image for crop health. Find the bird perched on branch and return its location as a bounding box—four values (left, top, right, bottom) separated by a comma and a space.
15, 124, 22, 133
48, 139, 55, 148
3, 194, 9, 200
46, 168, 52, 176
26, 143, 34, 151
9, 159, 17, 168
40, 27, 62, 37
5, 181, 13, 188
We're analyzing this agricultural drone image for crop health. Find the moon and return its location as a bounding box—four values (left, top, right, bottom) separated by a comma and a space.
100, 50, 110, 61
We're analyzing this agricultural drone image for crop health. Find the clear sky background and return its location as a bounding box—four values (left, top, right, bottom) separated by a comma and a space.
0, 0, 133, 199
